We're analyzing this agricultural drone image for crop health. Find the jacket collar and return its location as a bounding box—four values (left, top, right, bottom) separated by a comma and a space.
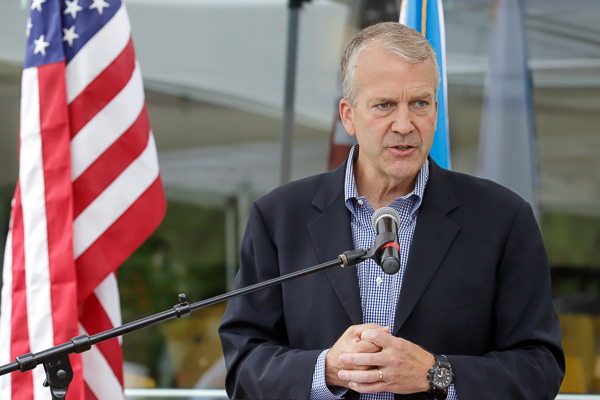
393, 158, 460, 335
307, 158, 461, 330
308, 160, 363, 325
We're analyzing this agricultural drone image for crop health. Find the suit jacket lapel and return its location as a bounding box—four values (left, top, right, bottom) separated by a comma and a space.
393, 160, 461, 335
307, 162, 363, 326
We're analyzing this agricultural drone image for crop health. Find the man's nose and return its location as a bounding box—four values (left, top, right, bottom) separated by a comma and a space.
391, 107, 413, 135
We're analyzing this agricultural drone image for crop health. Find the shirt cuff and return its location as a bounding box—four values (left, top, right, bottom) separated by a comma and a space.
446, 383, 458, 400
309, 349, 348, 400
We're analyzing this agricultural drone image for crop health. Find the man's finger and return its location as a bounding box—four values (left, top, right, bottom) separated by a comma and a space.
338, 369, 380, 384
352, 340, 381, 353
360, 327, 395, 348
348, 381, 387, 394
339, 352, 382, 366
350, 323, 386, 337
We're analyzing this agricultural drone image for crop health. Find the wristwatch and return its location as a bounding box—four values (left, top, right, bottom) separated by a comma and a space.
427, 354, 453, 399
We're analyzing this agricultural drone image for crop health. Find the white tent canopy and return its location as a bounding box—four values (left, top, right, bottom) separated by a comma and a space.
1, 0, 600, 217
3, 0, 600, 129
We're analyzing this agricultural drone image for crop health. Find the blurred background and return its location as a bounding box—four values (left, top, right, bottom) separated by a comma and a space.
0, 0, 599, 395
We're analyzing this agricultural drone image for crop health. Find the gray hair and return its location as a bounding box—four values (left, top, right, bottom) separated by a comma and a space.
341, 22, 441, 107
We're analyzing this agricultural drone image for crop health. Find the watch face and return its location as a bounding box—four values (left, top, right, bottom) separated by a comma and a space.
433, 367, 452, 388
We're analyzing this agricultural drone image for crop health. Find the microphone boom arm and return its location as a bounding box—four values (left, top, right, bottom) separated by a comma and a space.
0, 231, 397, 399
0, 244, 396, 399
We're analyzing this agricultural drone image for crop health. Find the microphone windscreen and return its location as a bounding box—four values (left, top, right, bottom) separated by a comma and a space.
371, 207, 401, 231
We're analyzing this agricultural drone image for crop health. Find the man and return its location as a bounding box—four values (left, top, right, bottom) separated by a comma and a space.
219, 22, 564, 400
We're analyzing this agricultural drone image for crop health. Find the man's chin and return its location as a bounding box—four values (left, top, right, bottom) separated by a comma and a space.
385, 157, 425, 177
383, 165, 421, 184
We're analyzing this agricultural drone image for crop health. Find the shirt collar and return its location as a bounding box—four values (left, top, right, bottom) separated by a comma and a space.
344, 144, 429, 217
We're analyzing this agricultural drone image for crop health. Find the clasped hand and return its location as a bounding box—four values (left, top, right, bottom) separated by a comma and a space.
325, 323, 434, 394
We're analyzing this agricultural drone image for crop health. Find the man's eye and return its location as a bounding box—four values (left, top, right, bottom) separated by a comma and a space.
378, 103, 390, 109
415, 100, 428, 107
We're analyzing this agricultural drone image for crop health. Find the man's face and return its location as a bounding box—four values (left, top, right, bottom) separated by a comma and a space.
340, 45, 438, 189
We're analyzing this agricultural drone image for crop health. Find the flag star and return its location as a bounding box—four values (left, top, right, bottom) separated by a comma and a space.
64, 0, 83, 19
89, 0, 110, 15
30, 0, 46, 12
26, 18, 33, 38
63, 26, 79, 47
33, 34, 50, 56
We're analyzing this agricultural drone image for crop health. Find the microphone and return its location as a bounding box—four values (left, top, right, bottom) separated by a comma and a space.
371, 207, 401, 275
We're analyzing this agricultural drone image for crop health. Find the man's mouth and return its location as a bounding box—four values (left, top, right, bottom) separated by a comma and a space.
395, 145, 412, 151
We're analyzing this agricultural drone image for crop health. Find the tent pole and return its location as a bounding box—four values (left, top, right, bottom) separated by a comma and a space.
280, 0, 309, 185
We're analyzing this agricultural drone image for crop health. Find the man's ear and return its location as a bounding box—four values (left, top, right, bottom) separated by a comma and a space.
339, 98, 356, 137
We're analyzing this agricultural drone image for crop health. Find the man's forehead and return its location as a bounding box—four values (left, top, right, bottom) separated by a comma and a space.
357, 44, 432, 68
357, 46, 435, 76
355, 47, 437, 99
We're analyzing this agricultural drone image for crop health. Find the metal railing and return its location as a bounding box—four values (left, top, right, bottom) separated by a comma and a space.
125, 389, 227, 399
122, 389, 600, 399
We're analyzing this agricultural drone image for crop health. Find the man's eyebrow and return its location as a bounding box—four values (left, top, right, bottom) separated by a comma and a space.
374, 97, 395, 103
412, 91, 435, 100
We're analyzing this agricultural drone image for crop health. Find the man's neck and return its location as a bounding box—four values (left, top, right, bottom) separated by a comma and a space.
354, 164, 418, 210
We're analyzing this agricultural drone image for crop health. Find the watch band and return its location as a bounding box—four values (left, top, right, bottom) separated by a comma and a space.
428, 386, 448, 400
427, 355, 453, 400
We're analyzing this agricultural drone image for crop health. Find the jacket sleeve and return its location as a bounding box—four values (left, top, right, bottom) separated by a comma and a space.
218, 202, 322, 399
447, 201, 565, 400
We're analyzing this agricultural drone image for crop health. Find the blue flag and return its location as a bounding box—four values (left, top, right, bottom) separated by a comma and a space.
400, 0, 450, 169
476, 0, 538, 216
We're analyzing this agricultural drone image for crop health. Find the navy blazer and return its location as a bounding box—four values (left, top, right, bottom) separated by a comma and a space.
219, 158, 565, 400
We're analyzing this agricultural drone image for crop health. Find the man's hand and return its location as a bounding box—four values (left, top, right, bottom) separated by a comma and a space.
337, 327, 435, 394
325, 324, 389, 387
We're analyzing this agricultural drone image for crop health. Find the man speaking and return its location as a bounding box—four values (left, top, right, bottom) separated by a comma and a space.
219, 22, 564, 399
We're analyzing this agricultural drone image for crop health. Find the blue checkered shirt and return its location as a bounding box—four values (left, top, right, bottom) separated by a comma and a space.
309, 145, 457, 400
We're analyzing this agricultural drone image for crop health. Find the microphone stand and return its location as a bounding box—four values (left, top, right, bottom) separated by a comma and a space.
0, 232, 396, 400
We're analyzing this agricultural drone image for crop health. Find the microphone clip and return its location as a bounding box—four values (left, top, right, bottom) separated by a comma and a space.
339, 231, 400, 274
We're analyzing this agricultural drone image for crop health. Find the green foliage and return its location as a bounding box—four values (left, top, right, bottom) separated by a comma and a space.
542, 212, 600, 268
118, 201, 227, 382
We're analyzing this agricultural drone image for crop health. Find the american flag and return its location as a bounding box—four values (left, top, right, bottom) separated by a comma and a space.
0, 0, 166, 399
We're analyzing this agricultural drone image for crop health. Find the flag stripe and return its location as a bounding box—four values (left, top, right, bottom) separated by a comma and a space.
76, 177, 166, 304
20, 67, 55, 356
70, 62, 145, 181
67, 353, 85, 400
32, 364, 49, 400
69, 37, 136, 137
94, 273, 123, 340
66, 5, 131, 103
72, 106, 150, 219
421, 0, 428, 35
84, 383, 99, 400
81, 338, 125, 400
8, 187, 34, 400
73, 133, 159, 259
38, 62, 79, 343
79, 294, 124, 385
37, 62, 86, 399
